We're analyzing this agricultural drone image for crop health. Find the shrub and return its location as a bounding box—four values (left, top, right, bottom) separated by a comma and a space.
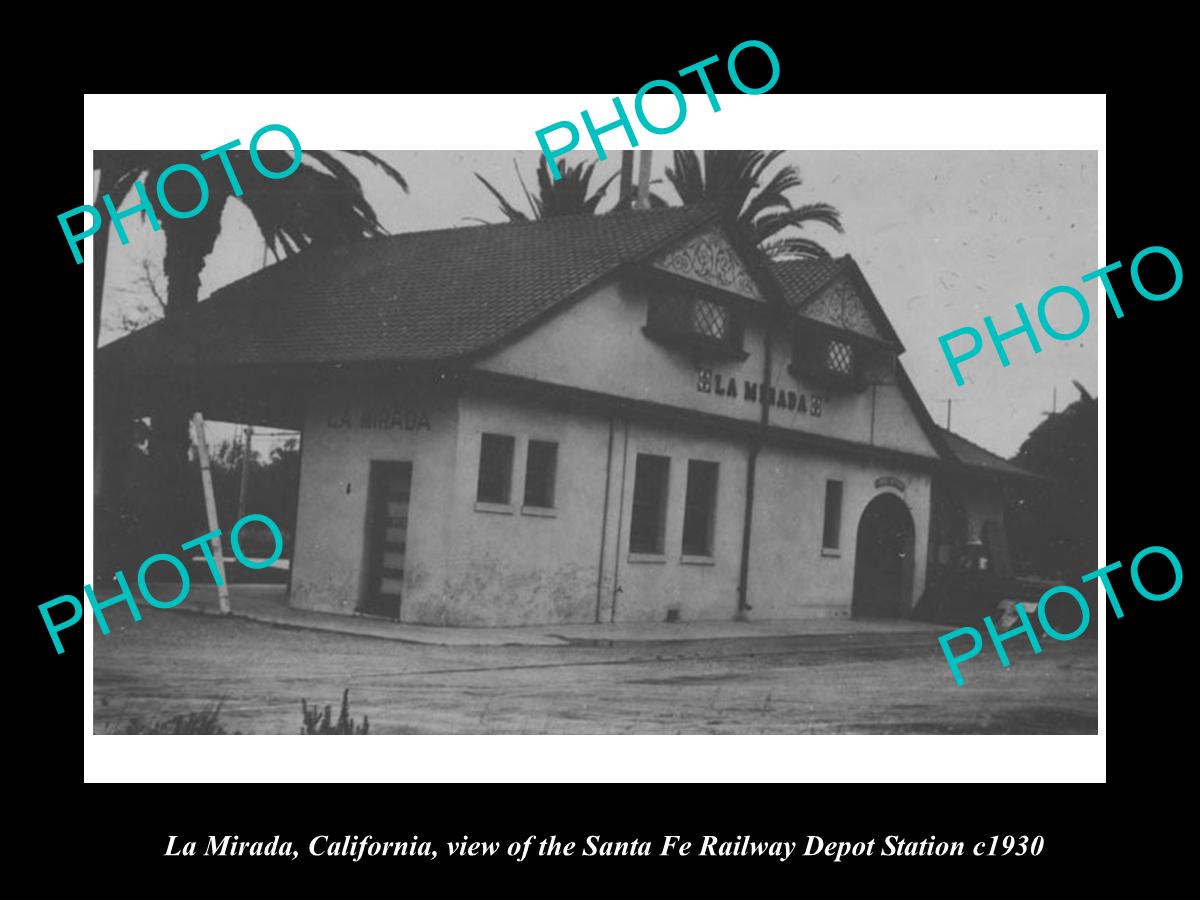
301, 689, 369, 735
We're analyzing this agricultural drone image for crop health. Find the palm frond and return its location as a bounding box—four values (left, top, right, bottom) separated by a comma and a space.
754, 203, 844, 242
515, 158, 540, 218
474, 172, 531, 222
306, 150, 365, 194
740, 164, 804, 222
581, 169, 620, 215
759, 236, 833, 260
479, 154, 617, 221
665, 150, 705, 204
663, 150, 842, 258
342, 150, 409, 192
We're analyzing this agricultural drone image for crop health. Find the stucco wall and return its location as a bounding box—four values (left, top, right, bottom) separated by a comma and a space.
412, 390, 611, 626
478, 277, 767, 426
425, 390, 931, 625
289, 378, 935, 625
289, 381, 458, 617
604, 418, 750, 623
477, 273, 940, 459
287, 259, 946, 625
750, 447, 932, 619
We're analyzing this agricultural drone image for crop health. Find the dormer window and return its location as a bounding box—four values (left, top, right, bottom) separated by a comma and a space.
825, 339, 855, 377
645, 292, 745, 357
791, 329, 865, 390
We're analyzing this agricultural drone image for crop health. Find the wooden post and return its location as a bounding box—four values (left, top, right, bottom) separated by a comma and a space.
192, 412, 231, 614
636, 150, 653, 210
618, 150, 634, 210
237, 424, 253, 522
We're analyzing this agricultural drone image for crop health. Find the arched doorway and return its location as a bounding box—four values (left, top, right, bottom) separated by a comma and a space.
852, 493, 915, 618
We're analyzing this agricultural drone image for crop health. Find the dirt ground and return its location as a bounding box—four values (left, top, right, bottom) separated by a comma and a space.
92, 612, 1097, 735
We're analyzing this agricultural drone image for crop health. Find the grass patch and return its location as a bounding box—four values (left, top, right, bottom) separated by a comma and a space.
107, 700, 235, 734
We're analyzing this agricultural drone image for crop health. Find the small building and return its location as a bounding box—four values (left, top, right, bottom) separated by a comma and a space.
98, 205, 1041, 626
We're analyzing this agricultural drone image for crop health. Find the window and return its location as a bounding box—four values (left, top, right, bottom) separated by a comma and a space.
476, 433, 514, 505
629, 454, 670, 554
681, 460, 718, 557
646, 293, 743, 352
523, 440, 558, 508
826, 339, 854, 376
822, 479, 843, 550
792, 330, 864, 389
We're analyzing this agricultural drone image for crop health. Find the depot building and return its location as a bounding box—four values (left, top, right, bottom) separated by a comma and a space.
98, 205, 1039, 626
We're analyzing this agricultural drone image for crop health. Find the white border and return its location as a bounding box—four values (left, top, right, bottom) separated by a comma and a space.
83, 93, 1105, 783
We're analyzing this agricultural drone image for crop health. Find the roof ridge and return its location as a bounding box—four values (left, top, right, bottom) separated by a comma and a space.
201, 204, 720, 304
937, 425, 1010, 462
99, 201, 726, 370
378, 201, 723, 241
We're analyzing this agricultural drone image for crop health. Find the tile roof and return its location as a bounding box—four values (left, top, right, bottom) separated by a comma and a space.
938, 427, 1046, 481
770, 256, 848, 309
770, 255, 903, 348
100, 204, 722, 371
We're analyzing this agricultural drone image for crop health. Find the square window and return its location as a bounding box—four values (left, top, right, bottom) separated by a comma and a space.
681, 460, 719, 557
524, 440, 558, 508
476, 433, 514, 505
822, 479, 843, 550
630, 454, 670, 554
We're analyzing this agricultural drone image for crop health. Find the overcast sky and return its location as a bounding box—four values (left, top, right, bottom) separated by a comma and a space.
98, 149, 1098, 458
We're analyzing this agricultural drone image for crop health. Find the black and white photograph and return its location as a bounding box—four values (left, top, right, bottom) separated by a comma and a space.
90, 146, 1098, 736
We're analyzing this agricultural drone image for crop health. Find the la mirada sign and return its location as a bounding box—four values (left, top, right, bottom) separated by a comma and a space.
696, 367, 825, 417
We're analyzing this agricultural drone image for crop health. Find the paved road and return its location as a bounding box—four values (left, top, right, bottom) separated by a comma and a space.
92, 612, 1097, 734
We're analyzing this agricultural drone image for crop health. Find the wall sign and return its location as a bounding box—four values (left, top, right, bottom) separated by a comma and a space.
696, 367, 824, 417
875, 476, 906, 492
327, 407, 431, 431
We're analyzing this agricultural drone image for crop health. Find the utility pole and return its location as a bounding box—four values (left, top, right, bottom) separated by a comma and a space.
1041, 387, 1058, 417
935, 399, 961, 430
636, 150, 653, 210
618, 150, 634, 210
192, 412, 231, 614
237, 424, 253, 522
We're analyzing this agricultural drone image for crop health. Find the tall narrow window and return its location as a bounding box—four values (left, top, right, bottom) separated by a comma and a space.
524, 440, 558, 508
681, 460, 719, 557
822, 479, 843, 550
476, 433, 515, 505
629, 454, 670, 554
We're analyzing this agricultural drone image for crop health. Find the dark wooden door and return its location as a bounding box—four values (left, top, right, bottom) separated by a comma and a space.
852, 493, 914, 618
362, 461, 412, 619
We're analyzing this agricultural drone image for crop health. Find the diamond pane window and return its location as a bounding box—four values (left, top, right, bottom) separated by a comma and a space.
826, 339, 854, 376
690, 298, 731, 341
647, 293, 742, 351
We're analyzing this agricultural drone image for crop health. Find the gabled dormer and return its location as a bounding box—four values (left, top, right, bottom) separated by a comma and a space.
773, 257, 904, 393
638, 225, 767, 360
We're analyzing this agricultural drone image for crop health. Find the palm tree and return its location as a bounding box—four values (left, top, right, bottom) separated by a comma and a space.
92, 149, 407, 346
664, 150, 843, 259
474, 155, 629, 221
93, 149, 408, 550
